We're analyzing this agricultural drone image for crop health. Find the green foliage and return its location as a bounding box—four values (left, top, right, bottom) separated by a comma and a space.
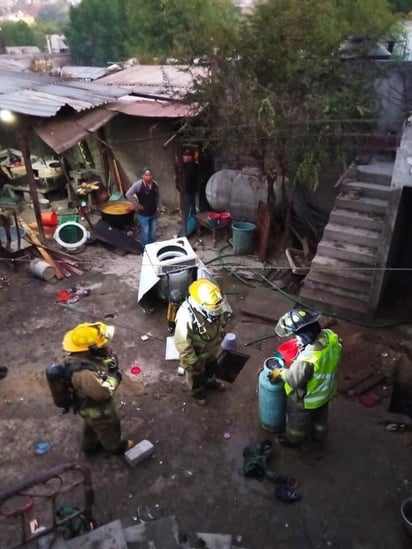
189, 0, 398, 192
0, 21, 44, 49
123, 0, 240, 60
388, 0, 412, 13
64, 0, 127, 65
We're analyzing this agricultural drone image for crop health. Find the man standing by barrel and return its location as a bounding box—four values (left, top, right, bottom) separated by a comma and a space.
268, 309, 342, 448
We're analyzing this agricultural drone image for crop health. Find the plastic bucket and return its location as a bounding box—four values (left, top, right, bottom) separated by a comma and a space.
41, 211, 58, 227
277, 337, 300, 366
30, 259, 55, 281
207, 212, 220, 228
219, 212, 232, 227
232, 222, 256, 255
221, 332, 239, 352
54, 222, 89, 251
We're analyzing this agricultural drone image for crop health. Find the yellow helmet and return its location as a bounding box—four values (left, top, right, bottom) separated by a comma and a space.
63, 322, 115, 353
189, 278, 223, 321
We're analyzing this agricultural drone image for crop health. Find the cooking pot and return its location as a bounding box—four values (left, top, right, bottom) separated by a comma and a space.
100, 200, 135, 229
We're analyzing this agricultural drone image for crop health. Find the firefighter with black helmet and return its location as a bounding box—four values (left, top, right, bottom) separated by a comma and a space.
173, 279, 227, 406
47, 322, 133, 455
269, 308, 342, 447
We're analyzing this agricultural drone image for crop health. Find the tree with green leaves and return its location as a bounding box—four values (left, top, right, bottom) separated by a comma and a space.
0, 21, 45, 49
64, 0, 240, 64
64, 0, 127, 65
123, 0, 240, 61
187, 0, 398, 217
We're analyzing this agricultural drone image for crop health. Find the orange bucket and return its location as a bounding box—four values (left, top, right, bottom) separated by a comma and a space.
277, 337, 299, 366
41, 211, 58, 227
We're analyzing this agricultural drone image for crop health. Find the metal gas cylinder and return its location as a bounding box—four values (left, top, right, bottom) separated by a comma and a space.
258, 356, 287, 432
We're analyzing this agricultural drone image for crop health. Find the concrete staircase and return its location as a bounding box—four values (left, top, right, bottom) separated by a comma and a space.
300, 160, 402, 317
32, 516, 248, 549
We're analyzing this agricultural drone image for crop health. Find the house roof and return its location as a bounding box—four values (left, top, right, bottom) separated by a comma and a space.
0, 69, 129, 117
107, 96, 198, 118
58, 66, 112, 81
98, 64, 207, 99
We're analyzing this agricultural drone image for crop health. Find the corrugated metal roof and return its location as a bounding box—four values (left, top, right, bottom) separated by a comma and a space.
59, 66, 110, 81
35, 106, 117, 154
0, 68, 129, 118
98, 64, 207, 99
107, 97, 199, 118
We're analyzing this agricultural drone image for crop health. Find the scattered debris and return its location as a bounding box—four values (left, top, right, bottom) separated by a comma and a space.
56, 287, 90, 304
125, 440, 155, 467
358, 392, 381, 407
141, 334, 150, 341
35, 441, 50, 455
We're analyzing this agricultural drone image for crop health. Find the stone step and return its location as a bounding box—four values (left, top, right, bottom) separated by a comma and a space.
311, 255, 373, 282
322, 223, 381, 248
329, 208, 384, 231
355, 162, 394, 186
343, 181, 392, 200
303, 278, 370, 302
335, 195, 387, 215
317, 240, 377, 265
300, 286, 371, 315
305, 269, 371, 294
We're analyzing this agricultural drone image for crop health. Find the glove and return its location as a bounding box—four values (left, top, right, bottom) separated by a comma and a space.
268, 368, 282, 384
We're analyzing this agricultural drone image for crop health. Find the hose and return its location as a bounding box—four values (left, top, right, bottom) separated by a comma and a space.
205, 254, 411, 330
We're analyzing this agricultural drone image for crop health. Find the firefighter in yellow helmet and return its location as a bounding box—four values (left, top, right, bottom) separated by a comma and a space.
173, 279, 227, 406
61, 322, 133, 455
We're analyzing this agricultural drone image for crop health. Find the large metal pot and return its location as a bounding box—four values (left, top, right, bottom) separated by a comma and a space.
100, 200, 135, 229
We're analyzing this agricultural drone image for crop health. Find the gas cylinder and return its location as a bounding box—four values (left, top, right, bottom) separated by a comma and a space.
45, 363, 72, 413
258, 356, 287, 432
166, 288, 184, 334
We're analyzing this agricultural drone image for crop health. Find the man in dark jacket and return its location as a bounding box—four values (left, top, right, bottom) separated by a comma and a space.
126, 167, 161, 247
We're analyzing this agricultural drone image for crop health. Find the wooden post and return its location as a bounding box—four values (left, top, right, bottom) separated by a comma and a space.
16, 130, 45, 244
175, 144, 186, 236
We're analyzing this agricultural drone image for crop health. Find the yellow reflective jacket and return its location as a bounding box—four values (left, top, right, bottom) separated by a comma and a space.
283, 329, 342, 409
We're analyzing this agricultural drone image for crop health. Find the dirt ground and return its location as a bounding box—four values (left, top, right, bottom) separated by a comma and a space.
1, 212, 412, 549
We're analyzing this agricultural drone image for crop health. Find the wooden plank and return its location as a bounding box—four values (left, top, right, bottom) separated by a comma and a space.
256, 201, 271, 261
347, 373, 386, 396
20, 220, 65, 279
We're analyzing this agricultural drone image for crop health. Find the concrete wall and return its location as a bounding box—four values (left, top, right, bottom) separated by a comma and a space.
391, 121, 412, 189
105, 114, 180, 208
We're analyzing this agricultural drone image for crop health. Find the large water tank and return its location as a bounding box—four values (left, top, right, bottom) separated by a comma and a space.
205, 168, 266, 222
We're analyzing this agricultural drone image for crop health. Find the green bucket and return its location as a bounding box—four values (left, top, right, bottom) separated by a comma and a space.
232, 222, 256, 255
59, 223, 84, 244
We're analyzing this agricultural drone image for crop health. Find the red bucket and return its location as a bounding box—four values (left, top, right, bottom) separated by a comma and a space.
207, 212, 220, 228
41, 211, 58, 227
219, 212, 232, 226
277, 337, 299, 366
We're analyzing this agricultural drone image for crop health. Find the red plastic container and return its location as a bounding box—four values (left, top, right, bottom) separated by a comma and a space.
219, 212, 232, 226
277, 337, 299, 366
207, 212, 220, 228
41, 211, 58, 227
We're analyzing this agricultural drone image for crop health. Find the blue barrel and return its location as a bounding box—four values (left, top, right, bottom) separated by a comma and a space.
258, 358, 287, 432
232, 222, 256, 255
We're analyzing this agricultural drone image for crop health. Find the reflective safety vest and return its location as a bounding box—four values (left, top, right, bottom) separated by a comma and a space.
284, 329, 342, 409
